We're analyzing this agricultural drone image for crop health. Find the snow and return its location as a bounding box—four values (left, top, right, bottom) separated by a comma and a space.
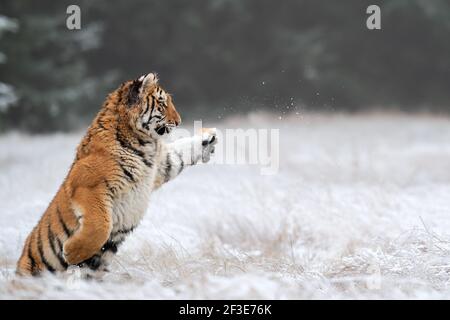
1, 112, 450, 299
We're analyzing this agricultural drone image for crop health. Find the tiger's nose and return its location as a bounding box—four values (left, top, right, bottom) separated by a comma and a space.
173, 115, 181, 126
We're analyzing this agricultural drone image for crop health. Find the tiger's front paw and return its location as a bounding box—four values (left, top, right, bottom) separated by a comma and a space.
63, 238, 95, 265
201, 128, 217, 163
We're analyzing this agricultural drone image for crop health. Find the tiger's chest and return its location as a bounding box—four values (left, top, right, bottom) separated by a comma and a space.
111, 168, 156, 235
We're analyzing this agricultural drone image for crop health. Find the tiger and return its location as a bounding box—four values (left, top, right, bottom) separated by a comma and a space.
16, 73, 217, 276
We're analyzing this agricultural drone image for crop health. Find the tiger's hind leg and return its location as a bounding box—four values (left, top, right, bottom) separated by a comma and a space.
16, 209, 72, 276
16, 232, 39, 276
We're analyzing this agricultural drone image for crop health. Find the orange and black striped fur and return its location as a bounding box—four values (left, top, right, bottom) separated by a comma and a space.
17, 73, 217, 276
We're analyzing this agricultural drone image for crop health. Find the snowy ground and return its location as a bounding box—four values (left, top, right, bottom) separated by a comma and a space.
1, 112, 450, 299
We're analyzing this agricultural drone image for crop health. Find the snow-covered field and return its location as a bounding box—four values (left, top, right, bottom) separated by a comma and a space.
1, 112, 450, 299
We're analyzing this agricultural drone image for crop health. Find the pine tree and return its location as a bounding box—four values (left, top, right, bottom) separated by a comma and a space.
0, 14, 18, 128
0, 1, 108, 132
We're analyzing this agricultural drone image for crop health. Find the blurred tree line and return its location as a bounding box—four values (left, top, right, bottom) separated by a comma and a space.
1, 0, 450, 132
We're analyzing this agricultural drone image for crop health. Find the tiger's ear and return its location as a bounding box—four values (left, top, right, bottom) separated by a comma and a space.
127, 73, 158, 106
138, 73, 159, 94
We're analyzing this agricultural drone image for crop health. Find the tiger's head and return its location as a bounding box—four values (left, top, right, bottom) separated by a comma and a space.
120, 73, 181, 137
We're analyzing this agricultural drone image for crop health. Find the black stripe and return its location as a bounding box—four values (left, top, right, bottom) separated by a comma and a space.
104, 179, 115, 197
137, 137, 151, 146
116, 131, 146, 158
56, 208, 71, 238
56, 238, 69, 269
141, 96, 152, 130
142, 158, 153, 168
111, 174, 127, 188
118, 162, 135, 182
137, 125, 149, 134
164, 153, 172, 182
37, 227, 55, 273
27, 233, 37, 275
111, 226, 135, 238
97, 119, 107, 131
101, 241, 118, 254
143, 96, 156, 130
56, 238, 64, 258
47, 224, 68, 269
116, 131, 154, 168
149, 96, 156, 119
79, 255, 102, 271
141, 97, 150, 117
47, 224, 58, 256
118, 227, 134, 234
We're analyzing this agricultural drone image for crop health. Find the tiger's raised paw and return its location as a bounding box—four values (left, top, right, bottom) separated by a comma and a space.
201, 128, 217, 163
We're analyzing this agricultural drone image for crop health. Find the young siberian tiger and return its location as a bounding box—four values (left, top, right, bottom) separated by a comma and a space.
16, 73, 217, 276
